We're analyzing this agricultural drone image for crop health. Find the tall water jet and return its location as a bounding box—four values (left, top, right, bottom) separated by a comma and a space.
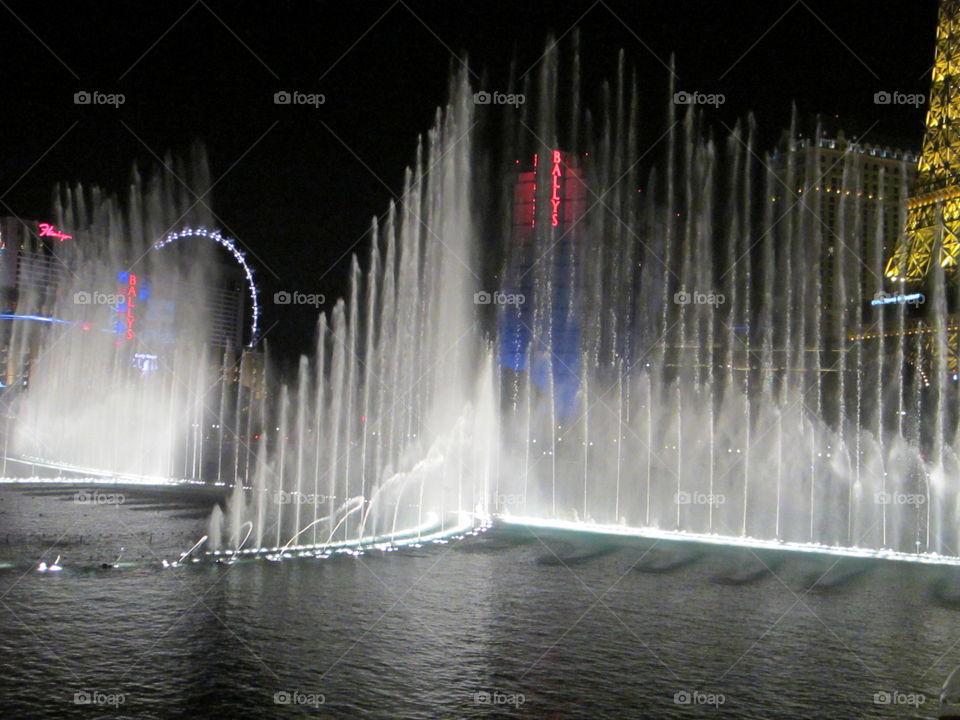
216, 68, 499, 552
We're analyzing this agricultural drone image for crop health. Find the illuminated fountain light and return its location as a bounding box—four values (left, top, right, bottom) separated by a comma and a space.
0, 475, 203, 487
161, 535, 208, 569
101, 548, 124, 570
498, 515, 960, 568
37, 555, 62, 573
0, 456, 200, 486
209, 511, 482, 562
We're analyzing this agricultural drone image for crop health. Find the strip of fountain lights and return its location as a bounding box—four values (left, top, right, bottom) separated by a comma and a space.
206, 512, 489, 562
12, 519, 492, 574
497, 515, 960, 567
0, 475, 202, 488
0, 455, 199, 486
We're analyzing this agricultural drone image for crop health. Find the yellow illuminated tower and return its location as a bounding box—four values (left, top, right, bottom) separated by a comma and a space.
885, 0, 960, 282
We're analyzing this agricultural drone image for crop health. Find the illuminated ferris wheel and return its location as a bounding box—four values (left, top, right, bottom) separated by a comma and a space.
152, 227, 260, 347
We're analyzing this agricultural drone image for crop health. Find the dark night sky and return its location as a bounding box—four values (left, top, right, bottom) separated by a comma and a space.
0, 1, 940, 354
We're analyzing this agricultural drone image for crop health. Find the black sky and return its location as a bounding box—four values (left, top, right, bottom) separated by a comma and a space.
0, 1, 941, 354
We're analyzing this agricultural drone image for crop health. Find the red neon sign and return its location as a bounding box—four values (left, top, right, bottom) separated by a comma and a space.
531, 153, 538, 228
550, 150, 562, 227
116, 273, 137, 343
125, 274, 136, 340
38, 223, 72, 241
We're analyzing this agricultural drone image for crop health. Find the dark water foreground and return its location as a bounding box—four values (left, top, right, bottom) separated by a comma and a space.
0, 484, 956, 719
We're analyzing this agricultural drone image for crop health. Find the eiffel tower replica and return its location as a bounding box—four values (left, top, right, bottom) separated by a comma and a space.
886, 0, 960, 282
881, 0, 960, 375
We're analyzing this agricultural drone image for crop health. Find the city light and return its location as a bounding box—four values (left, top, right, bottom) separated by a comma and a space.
37, 222, 72, 241
870, 292, 925, 306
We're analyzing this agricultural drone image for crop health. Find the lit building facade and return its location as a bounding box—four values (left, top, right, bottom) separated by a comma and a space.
772, 125, 919, 311
499, 150, 588, 418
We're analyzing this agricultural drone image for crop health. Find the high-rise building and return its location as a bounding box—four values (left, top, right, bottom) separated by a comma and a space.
500, 150, 588, 418
772, 123, 919, 309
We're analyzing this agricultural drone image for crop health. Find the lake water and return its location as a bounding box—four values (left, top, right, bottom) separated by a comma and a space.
0, 483, 955, 718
